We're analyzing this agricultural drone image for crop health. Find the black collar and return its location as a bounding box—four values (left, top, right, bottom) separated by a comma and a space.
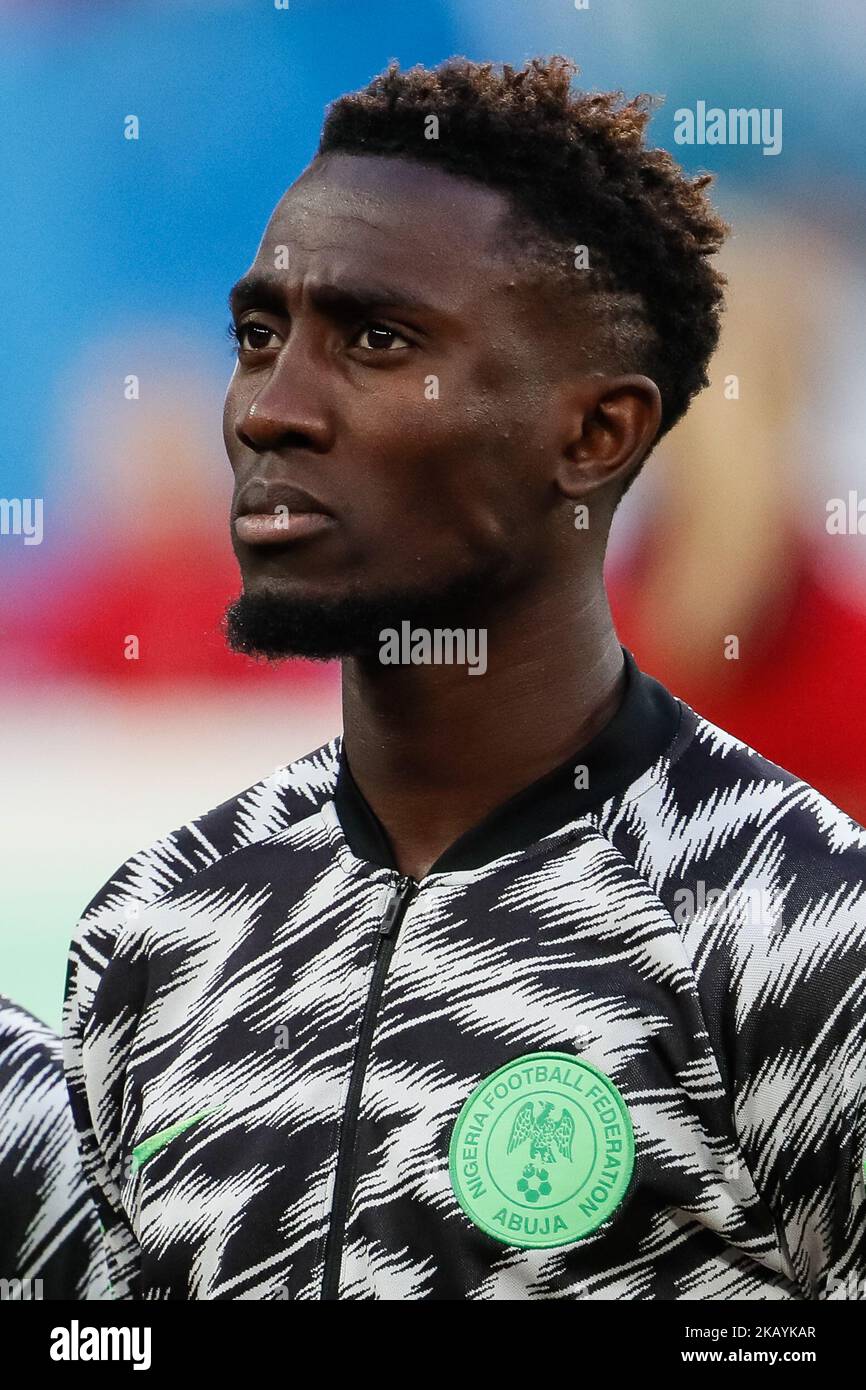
333, 647, 681, 875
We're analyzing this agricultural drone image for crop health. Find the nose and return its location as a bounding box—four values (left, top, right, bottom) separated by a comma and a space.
232, 338, 333, 455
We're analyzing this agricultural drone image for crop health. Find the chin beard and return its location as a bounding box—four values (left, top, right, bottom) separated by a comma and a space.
223, 574, 498, 662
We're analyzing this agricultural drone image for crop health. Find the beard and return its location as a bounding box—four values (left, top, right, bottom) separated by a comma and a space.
222, 568, 505, 663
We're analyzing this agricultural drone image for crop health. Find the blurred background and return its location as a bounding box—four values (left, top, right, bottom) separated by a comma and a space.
3, 0, 866, 1027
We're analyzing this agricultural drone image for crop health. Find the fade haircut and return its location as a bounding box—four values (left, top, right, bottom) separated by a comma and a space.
318, 55, 729, 483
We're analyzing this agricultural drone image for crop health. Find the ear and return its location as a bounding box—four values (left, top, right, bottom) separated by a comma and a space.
554, 375, 663, 499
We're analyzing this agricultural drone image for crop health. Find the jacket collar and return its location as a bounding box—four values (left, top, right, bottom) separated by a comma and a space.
333, 647, 681, 875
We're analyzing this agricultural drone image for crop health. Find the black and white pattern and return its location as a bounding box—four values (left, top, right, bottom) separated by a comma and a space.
63, 701, 866, 1300
0, 996, 110, 1299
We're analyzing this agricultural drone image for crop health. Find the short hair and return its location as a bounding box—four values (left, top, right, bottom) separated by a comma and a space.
318, 55, 729, 478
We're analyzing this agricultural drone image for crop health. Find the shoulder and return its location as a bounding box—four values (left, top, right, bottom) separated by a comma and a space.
79, 736, 340, 927
623, 700, 866, 1022
667, 700, 866, 880
597, 695, 866, 956
64, 737, 341, 1018
607, 693, 866, 885
0, 993, 64, 1086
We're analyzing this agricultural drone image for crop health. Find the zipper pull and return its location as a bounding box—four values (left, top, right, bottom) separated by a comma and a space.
379, 875, 415, 937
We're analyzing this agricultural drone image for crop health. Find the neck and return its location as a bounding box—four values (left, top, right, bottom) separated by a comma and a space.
340, 579, 625, 879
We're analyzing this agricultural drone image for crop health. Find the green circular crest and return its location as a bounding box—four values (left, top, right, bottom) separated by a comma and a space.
448, 1052, 634, 1249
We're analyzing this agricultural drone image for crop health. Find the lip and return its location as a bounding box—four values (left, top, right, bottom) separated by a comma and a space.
233, 480, 336, 547
234, 511, 334, 545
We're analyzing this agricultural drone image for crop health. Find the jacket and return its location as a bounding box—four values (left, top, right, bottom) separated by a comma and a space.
0, 995, 109, 1299
63, 650, 866, 1299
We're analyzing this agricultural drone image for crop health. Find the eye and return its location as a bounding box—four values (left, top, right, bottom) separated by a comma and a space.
228, 320, 280, 354
352, 322, 412, 352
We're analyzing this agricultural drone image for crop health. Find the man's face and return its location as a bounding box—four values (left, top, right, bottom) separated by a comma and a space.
223, 153, 576, 658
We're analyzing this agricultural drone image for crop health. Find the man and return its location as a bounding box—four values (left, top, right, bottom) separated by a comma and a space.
0, 996, 109, 1299
64, 56, 866, 1300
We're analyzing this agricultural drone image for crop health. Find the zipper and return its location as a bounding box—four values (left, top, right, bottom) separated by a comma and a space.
320, 872, 417, 1300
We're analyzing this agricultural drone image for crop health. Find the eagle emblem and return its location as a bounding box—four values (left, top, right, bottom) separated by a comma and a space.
507, 1100, 575, 1164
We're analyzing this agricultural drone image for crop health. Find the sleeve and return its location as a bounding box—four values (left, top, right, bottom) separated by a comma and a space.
730, 810, 866, 1300
61, 813, 217, 1302
0, 996, 111, 1300
62, 894, 145, 1301
59, 770, 283, 1301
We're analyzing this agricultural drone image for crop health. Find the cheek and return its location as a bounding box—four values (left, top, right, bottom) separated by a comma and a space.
369, 410, 544, 566
389, 377, 527, 492
222, 378, 239, 459
426, 398, 548, 523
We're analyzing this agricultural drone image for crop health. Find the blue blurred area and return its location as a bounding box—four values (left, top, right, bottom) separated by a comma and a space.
459, 0, 866, 187
2, 0, 464, 502
3, 0, 864, 502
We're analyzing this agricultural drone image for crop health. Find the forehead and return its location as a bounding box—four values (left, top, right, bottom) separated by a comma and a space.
249, 153, 527, 315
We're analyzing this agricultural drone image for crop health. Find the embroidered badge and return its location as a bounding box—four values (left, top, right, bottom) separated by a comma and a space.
448, 1052, 634, 1249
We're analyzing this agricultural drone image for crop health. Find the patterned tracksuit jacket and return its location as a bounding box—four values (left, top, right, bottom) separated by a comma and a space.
63, 651, 866, 1299
0, 996, 109, 1299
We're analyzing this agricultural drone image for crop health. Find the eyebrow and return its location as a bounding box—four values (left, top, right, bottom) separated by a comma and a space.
228, 272, 443, 320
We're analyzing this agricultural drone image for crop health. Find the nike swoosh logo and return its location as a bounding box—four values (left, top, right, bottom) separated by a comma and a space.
131, 1104, 226, 1173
